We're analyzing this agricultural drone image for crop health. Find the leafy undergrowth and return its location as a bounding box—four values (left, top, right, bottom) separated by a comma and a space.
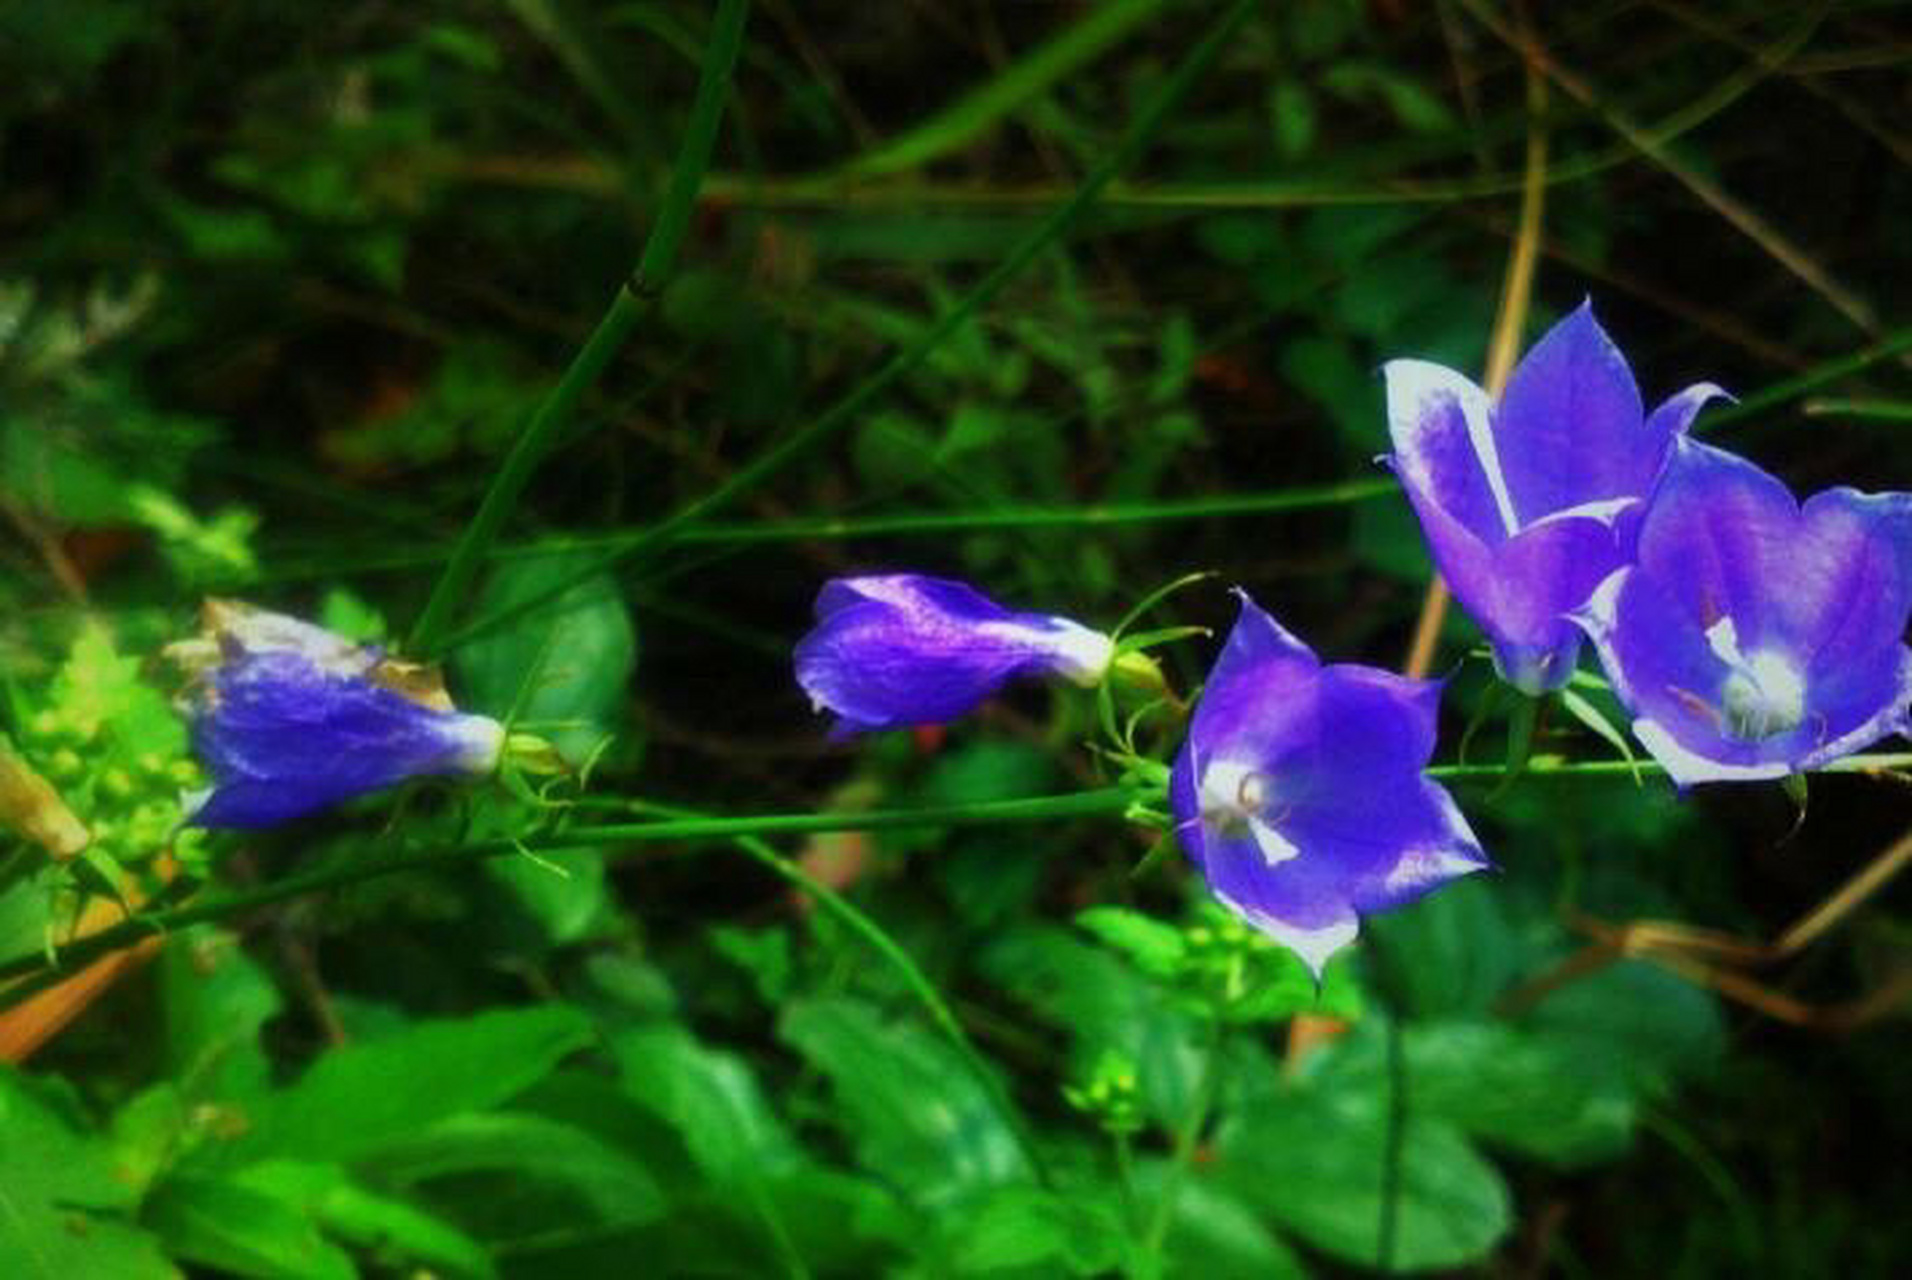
4, 1, 1911, 1276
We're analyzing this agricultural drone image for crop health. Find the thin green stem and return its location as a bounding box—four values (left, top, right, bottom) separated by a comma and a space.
1703, 327, 1912, 431
830, 0, 1169, 181
408, 0, 751, 657
1136, 1013, 1228, 1277
435, 0, 1262, 654
1429, 751, 1912, 782
632, 798, 1050, 1187
0, 788, 1140, 997
261, 479, 1395, 582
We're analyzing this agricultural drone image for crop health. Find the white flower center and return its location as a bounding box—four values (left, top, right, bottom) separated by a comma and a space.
1198, 758, 1297, 867
1705, 617, 1805, 742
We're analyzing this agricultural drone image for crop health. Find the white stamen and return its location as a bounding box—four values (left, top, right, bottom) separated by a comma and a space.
1198, 759, 1298, 867
1704, 617, 1806, 741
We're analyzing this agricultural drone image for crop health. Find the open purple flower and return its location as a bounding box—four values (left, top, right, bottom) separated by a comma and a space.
795, 574, 1114, 736
169, 601, 505, 828
1384, 301, 1725, 692
1575, 439, 1912, 786
1169, 592, 1489, 976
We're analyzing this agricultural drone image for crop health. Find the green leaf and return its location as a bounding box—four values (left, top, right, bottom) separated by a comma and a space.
933, 1184, 1125, 1276
0, 1071, 173, 1279
159, 926, 281, 1106
452, 552, 637, 765
1330, 1019, 1635, 1169
1522, 958, 1724, 1095
779, 996, 1031, 1208
1131, 1162, 1310, 1279
1219, 1068, 1512, 1270
610, 1023, 803, 1186
206, 1005, 593, 1168
1075, 905, 1187, 978
142, 1171, 356, 1280
364, 1111, 665, 1227
981, 925, 1207, 1124
238, 1161, 495, 1280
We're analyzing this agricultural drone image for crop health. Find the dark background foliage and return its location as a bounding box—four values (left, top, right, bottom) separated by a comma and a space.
2, 1, 1910, 1275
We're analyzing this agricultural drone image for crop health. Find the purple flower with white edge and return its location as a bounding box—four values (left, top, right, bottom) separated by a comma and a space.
1169, 592, 1489, 976
1574, 438, 1912, 786
169, 601, 506, 828
794, 574, 1115, 736
1384, 300, 1726, 693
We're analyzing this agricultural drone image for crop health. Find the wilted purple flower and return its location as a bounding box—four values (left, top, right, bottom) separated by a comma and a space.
1384, 301, 1725, 692
794, 574, 1114, 736
169, 601, 505, 828
1575, 439, 1912, 785
1169, 593, 1489, 976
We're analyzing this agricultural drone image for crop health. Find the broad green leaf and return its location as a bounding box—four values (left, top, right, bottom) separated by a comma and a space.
1332, 1019, 1636, 1169
611, 1023, 802, 1184
452, 552, 636, 764
1075, 906, 1187, 978
1131, 1162, 1311, 1280
779, 996, 1030, 1208
1523, 958, 1724, 1094
982, 925, 1206, 1124
1364, 879, 1531, 1019
934, 1184, 1125, 1276
206, 1005, 593, 1168
159, 926, 281, 1106
142, 1171, 355, 1280
0, 1071, 174, 1279
1219, 1076, 1512, 1271
363, 1111, 664, 1227
238, 1161, 495, 1280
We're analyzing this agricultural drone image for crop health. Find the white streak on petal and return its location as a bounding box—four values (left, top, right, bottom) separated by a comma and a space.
1222, 899, 1359, 979
1632, 718, 1789, 787
1383, 845, 1486, 896
973, 618, 1114, 685
1247, 816, 1300, 867
445, 714, 507, 776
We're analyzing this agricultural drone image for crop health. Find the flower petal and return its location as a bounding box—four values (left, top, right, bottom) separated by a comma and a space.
1635, 438, 1799, 650
1170, 593, 1489, 976
1577, 446, 1912, 783
1493, 301, 1648, 522
1383, 359, 1514, 544
795, 574, 1112, 734
191, 652, 503, 828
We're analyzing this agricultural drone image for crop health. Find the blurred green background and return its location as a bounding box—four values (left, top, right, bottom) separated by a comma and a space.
2, 1, 1910, 1275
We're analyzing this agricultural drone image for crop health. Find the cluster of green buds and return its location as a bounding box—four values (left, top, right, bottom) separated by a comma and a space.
1076, 902, 1362, 1026
1063, 1047, 1144, 1137
2, 623, 210, 888
6, 707, 206, 872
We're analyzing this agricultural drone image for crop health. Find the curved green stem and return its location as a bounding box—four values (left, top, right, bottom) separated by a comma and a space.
435, 0, 1263, 654
1429, 751, 1912, 782
262, 479, 1395, 582
409, 0, 752, 657
0, 788, 1140, 998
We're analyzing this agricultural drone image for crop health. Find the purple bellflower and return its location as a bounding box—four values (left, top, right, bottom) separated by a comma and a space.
794, 574, 1115, 736
1169, 593, 1489, 976
1575, 438, 1912, 786
169, 601, 505, 828
1384, 301, 1725, 693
